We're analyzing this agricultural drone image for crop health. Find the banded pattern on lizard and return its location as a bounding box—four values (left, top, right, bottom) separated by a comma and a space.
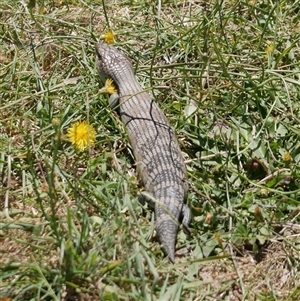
95, 42, 191, 263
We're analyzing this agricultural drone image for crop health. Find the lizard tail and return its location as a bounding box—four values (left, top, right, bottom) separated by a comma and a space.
155, 214, 178, 263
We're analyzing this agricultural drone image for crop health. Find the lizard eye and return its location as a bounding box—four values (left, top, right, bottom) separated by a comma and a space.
95, 43, 104, 61
96, 51, 102, 61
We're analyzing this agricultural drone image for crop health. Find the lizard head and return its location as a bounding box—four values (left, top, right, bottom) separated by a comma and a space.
95, 42, 133, 84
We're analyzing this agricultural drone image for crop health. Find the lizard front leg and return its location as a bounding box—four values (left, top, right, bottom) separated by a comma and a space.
108, 93, 120, 110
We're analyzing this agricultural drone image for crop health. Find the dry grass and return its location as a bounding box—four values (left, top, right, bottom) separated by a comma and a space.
1, 0, 300, 300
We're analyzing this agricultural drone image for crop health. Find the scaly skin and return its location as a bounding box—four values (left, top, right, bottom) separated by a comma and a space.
95, 42, 191, 263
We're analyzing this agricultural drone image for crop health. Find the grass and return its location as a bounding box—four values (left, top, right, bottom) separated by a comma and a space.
1, 0, 300, 300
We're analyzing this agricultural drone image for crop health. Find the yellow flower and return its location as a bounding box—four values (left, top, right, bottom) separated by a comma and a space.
66, 121, 96, 151
283, 153, 291, 162
99, 78, 117, 95
265, 42, 274, 56
52, 118, 60, 126
103, 30, 115, 44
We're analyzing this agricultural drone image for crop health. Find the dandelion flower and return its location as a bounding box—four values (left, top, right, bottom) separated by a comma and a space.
99, 78, 117, 95
67, 121, 96, 151
103, 30, 115, 44
283, 153, 291, 162
265, 42, 274, 56
52, 118, 60, 126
